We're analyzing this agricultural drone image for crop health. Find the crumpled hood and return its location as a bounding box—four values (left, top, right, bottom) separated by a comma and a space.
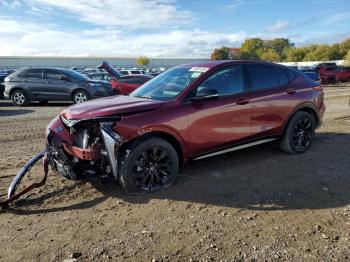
61, 95, 163, 119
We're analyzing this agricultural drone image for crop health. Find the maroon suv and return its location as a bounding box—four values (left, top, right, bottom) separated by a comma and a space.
45, 61, 325, 193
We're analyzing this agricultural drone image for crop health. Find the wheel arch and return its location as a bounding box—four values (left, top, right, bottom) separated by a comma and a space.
283, 103, 319, 134
71, 88, 89, 100
122, 130, 186, 166
9, 87, 27, 97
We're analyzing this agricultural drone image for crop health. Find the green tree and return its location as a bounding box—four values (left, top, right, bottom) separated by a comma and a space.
240, 38, 265, 60
285, 48, 306, 62
346, 50, 350, 65
340, 38, 350, 55
261, 48, 279, 61
211, 47, 231, 60
136, 56, 150, 66
265, 38, 294, 61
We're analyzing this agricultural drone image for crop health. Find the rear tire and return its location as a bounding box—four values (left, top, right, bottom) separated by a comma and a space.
73, 90, 89, 104
280, 111, 316, 154
11, 90, 29, 106
118, 137, 179, 194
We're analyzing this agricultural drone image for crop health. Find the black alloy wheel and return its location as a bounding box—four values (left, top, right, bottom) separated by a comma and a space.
132, 147, 172, 191
292, 118, 313, 151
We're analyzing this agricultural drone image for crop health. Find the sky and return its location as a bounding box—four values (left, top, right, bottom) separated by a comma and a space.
0, 0, 349, 58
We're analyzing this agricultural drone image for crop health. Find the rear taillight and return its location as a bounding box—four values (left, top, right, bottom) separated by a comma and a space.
312, 85, 323, 91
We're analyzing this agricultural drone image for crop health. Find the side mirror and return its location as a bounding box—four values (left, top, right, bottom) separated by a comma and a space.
190, 88, 219, 102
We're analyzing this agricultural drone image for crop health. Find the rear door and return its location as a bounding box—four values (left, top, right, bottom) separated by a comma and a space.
246, 64, 295, 137
42, 69, 73, 100
22, 69, 45, 98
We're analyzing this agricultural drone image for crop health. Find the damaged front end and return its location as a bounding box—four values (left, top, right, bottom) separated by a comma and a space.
1, 114, 125, 208
47, 114, 124, 180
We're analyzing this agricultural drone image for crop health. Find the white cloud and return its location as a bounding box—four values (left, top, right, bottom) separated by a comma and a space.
1, 0, 21, 8
0, 17, 247, 57
218, 0, 243, 12
266, 20, 290, 33
326, 12, 350, 24
24, 0, 192, 29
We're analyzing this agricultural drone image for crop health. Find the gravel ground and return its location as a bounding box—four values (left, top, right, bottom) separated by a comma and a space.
0, 86, 350, 262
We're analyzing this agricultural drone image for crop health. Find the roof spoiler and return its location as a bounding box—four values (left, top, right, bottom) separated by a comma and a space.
98, 61, 123, 79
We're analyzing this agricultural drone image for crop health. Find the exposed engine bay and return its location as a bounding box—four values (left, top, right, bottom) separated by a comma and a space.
48, 115, 124, 180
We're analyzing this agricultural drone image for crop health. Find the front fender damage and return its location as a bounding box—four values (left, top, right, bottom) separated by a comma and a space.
1, 117, 125, 208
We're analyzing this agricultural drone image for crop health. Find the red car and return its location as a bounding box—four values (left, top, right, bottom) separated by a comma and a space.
33, 61, 325, 194
319, 66, 350, 84
98, 61, 152, 94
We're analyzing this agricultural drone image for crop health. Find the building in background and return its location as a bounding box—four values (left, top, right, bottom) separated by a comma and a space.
0, 56, 209, 70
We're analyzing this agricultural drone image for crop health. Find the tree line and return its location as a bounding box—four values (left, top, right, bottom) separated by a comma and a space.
211, 37, 350, 63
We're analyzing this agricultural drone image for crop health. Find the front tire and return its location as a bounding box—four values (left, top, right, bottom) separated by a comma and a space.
280, 111, 316, 154
73, 90, 89, 104
119, 137, 179, 194
11, 90, 29, 106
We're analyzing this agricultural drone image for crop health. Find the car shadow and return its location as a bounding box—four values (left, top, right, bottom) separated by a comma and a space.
0, 100, 72, 108
0, 109, 35, 117
6, 131, 350, 215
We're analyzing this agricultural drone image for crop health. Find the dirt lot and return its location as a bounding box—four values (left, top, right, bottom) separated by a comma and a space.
0, 86, 350, 262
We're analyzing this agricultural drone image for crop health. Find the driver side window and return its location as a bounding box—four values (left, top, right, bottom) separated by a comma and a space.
196, 65, 244, 96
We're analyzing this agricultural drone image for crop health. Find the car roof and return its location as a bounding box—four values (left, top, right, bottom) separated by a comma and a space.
177, 60, 284, 69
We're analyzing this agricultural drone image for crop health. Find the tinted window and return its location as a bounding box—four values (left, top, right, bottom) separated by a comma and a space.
62, 70, 89, 81
277, 69, 289, 86
131, 70, 140, 74
119, 71, 128, 75
26, 69, 43, 79
285, 69, 296, 82
45, 70, 66, 80
197, 66, 244, 96
248, 65, 279, 91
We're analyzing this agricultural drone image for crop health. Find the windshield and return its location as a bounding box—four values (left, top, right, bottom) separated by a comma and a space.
130, 67, 208, 101
63, 69, 90, 81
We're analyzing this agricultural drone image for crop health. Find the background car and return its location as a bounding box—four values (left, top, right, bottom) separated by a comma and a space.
87, 72, 114, 81
118, 69, 148, 75
4, 67, 115, 106
98, 61, 152, 94
299, 69, 320, 82
0, 70, 16, 98
318, 66, 350, 83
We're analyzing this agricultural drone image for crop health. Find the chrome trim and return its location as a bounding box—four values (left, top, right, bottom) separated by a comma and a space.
8, 149, 46, 199
101, 129, 118, 179
193, 138, 277, 161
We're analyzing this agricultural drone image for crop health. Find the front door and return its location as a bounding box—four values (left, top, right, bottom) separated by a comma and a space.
42, 69, 73, 100
186, 65, 252, 156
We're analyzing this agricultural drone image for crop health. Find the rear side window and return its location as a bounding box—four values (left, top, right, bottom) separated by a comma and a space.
248, 65, 279, 91
25, 69, 43, 79
45, 70, 66, 80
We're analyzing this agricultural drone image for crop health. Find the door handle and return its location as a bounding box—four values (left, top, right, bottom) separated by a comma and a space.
286, 88, 296, 94
237, 98, 249, 105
